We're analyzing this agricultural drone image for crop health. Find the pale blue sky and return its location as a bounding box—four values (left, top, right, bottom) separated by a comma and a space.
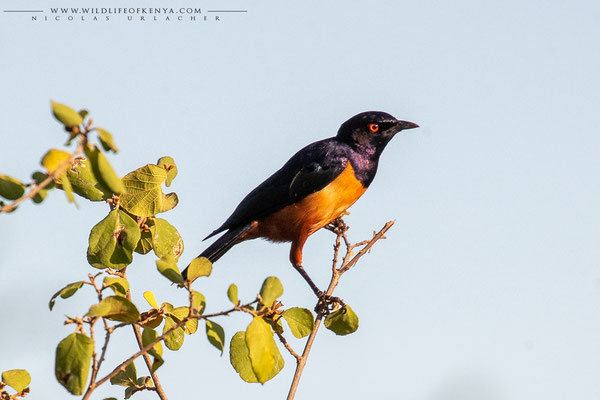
1, 1, 600, 399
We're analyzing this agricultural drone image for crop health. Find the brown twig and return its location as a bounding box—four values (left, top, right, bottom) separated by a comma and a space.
0, 134, 87, 214
122, 271, 168, 400
81, 295, 258, 400
286, 220, 395, 400
274, 328, 301, 362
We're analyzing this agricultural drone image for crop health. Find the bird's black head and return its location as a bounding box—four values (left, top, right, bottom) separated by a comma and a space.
336, 111, 418, 153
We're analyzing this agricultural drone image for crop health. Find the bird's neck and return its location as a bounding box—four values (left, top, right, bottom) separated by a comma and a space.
347, 143, 382, 188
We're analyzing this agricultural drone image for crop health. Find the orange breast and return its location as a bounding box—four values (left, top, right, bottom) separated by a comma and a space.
251, 163, 367, 242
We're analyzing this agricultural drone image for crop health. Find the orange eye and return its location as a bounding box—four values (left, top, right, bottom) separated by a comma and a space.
369, 124, 379, 133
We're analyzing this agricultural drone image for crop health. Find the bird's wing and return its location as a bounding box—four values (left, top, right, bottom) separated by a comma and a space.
204, 138, 349, 240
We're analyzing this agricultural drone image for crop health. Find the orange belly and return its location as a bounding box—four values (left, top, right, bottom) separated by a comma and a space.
249, 163, 367, 242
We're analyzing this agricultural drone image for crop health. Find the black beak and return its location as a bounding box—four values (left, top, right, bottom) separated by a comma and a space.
396, 120, 419, 130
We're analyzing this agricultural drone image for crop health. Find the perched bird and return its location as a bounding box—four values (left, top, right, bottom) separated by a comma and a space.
182, 111, 418, 301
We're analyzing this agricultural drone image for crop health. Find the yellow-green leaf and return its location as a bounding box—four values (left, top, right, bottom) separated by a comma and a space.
87, 210, 141, 270
66, 157, 111, 201
55, 333, 94, 395
156, 257, 183, 284
227, 283, 238, 305
96, 151, 124, 194
230, 331, 258, 383
1, 369, 31, 392
259, 276, 283, 307
109, 362, 137, 387
86, 296, 140, 322
97, 128, 119, 153
151, 218, 184, 260
169, 306, 198, 335
49, 281, 85, 310
324, 305, 359, 335
120, 164, 179, 217
205, 320, 225, 354
59, 170, 76, 204
191, 290, 206, 314
142, 328, 164, 372
185, 257, 212, 282
103, 277, 129, 297
41, 149, 71, 174
245, 317, 284, 384
143, 291, 159, 309
282, 307, 314, 338
163, 316, 185, 351
51, 101, 83, 128
157, 156, 177, 187
0, 174, 25, 200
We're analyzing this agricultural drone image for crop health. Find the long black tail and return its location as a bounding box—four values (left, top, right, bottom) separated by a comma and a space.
181, 223, 254, 280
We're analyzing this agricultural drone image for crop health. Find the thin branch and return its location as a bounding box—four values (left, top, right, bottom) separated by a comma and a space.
274, 329, 301, 362
81, 297, 258, 400
122, 270, 168, 400
286, 220, 395, 400
0, 134, 87, 214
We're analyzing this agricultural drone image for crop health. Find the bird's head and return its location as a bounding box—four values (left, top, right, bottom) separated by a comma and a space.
336, 111, 418, 152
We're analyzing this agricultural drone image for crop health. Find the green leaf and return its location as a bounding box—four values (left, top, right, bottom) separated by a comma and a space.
66, 157, 112, 201
135, 229, 154, 254
142, 328, 164, 372
259, 276, 283, 307
163, 315, 185, 351
103, 277, 129, 297
245, 317, 284, 384
0, 174, 25, 200
1, 369, 31, 392
151, 218, 184, 260
282, 307, 314, 338
109, 362, 137, 387
124, 386, 136, 399
78, 109, 89, 120
97, 128, 119, 153
86, 296, 140, 323
41, 149, 71, 174
84, 145, 124, 195
230, 330, 283, 384
169, 306, 198, 335
191, 290, 206, 313
205, 320, 225, 354
96, 151, 124, 195
49, 281, 85, 310
51, 101, 83, 128
55, 333, 94, 395
157, 156, 177, 187
324, 305, 359, 335
31, 171, 54, 203
87, 210, 141, 270
143, 291, 159, 309
120, 164, 179, 217
142, 328, 163, 357
156, 256, 183, 284
59, 170, 76, 205
227, 283, 239, 305
229, 331, 258, 383
185, 257, 212, 282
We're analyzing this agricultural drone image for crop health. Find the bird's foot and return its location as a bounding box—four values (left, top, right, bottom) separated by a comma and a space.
314, 290, 345, 314
325, 217, 348, 235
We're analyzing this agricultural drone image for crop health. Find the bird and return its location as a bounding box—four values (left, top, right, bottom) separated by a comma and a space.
182, 111, 418, 302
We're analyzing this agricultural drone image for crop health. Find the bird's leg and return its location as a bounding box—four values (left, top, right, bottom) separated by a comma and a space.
290, 238, 344, 312
292, 264, 345, 313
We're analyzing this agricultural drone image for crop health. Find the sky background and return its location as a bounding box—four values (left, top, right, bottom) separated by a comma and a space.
1, 0, 600, 399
